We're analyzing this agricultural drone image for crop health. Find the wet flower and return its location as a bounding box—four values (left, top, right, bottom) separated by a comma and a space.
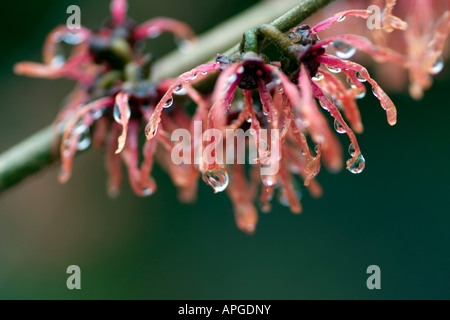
308, 0, 450, 99
142, 6, 402, 233
14, 0, 196, 197
14, 0, 423, 234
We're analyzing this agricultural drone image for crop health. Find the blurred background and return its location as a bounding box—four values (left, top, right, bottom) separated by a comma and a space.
1, 0, 449, 299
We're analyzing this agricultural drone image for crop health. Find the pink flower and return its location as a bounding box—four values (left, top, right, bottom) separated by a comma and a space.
308, 0, 450, 99
14, 0, 196, 197
16, 0, 431, 234
145, 8, 402, 233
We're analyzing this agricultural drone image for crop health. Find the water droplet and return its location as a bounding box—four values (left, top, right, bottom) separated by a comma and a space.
201, 71, 207, 75
356, 89, 366, 99
337, 16, 346, 22
173, 84, 186, 95
246, 115, 252, 123
431, 56, 444, 75
142, 187, 153, 196
228, 74, 238, 83
202, 168, 229, 193
319, 99, 329, 111
347, 77, 357, 89
334, 99, 344, 110
356, 71, 367, 82
77, 130, 91, 151
372, 87, 378, 98
113, 103, 131, 123
51, 54, 65, 68
278, 87, 284, 93
72, 122, 90, 150
334, 119, 346, 134
348, 143, 356, 156
90, 109, 103, 120
327, 65, 341, 73
177, 39, 195, 53
314, 145, 320, 154
348, 154, 366, 174
63, 149, 71, 158
191, 73, 198, 80
333, 41, 356, 59
72, 120, 87, 134
145, 119, 158, 139
146, 26, 161, 39
261, 174, 277, 188
61, 32, 84, 45
237, 66, 245, 74
312, 72, 324, 81
163, 97, 174, 108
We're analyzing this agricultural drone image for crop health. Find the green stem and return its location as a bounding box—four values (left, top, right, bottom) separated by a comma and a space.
0, 126, 57, 193
256, 24, 296, 60
241, 28, 259, 53
0, 0, 335, 194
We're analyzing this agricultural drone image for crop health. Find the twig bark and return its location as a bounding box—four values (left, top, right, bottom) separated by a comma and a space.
0, 0, 334, 194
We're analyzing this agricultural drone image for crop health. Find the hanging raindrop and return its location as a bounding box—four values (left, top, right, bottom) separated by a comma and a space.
348, 154, 366, 174
348, 143, 356, 156
163, 97, 174, 108
333, 41, 356, 59
113, 102, 131, 123
356, 71, 367, 82
327, 65, 341, 74
356, 89, 366, 99
430, 56, 444, 75
77, 129, 91, 151
334, 119, 346, 134
202, 168, 229, 193
145, 118, 159, 139
312, 72, 324, 81
174, 84, 186, 95
146, 26, 161, 39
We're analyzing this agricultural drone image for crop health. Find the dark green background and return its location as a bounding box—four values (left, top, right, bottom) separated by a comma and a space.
0, 0, 449, 299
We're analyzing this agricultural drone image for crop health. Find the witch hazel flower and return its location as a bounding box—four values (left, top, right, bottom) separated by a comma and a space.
14, 0, 409, 234
367, 0, 450, 99
14, 0, 196, 197
309, 0, 450, 99
145, 7, 402, 233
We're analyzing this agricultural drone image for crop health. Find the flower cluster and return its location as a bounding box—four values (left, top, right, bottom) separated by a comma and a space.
15, 0, 196, 197
310, 0, 450, 99
14, 0, 448, 233
143, 9, 404, 233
